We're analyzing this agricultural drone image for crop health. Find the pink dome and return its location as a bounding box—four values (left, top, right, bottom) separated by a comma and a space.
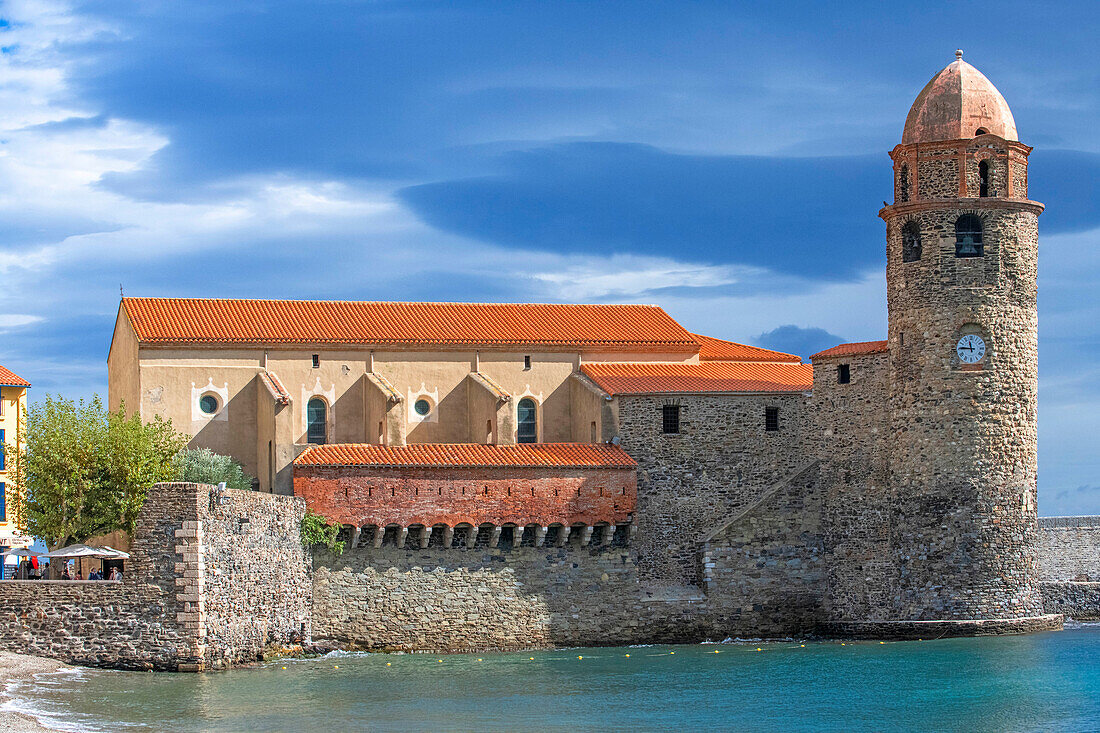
902, 51, 1017, 144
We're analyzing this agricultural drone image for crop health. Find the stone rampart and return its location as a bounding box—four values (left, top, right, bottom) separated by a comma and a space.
312, 545, 714, 651
1040, 581, 1100, 620
1038, 516, 1100, 581
0, 483, 310, 671
311, 464, 833, 652
615, 393, 810, 587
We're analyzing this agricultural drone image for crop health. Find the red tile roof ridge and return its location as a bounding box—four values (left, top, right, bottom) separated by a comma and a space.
580, 361, 813, 395
121, 298, 698, 351
810, 339, 890, 360
294, 442, 638, 469
0, 365, 30, 388
123, 296, 663, 308
690, 333, 802, 363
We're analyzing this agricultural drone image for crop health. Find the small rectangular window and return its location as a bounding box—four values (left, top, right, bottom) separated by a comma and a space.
590, 421, 597, 442
523, 355, 532, 370
837, 364, 850, 384
662, 404, 680, 434
765, 406, 779, 432
311, 354, 320, 368
0, 482, 6, 522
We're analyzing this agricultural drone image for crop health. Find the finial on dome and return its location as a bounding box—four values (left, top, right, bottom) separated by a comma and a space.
955, 49, 964, 60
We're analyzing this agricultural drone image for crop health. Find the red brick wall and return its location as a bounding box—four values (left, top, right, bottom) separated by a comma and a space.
293, 464, 636, 527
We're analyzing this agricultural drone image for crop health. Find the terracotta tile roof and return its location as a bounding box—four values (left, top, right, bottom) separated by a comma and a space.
366, 372, 402, 402
810, 340, 889, 360
580, 361, 813, 395
470, 372, 510, 401
259, 370, 290, 405
294, 442, 637, 469
121, 297, 698, 352
0, 365, 30, 388
692, 333, 802, 363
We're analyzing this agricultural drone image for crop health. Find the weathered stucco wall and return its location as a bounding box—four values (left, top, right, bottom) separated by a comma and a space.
0, 483, 310, 671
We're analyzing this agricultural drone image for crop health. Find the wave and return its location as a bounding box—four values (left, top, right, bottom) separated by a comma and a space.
2, 666, 137, 733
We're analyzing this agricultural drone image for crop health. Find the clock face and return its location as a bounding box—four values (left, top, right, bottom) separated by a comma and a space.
956, 334, 986, 364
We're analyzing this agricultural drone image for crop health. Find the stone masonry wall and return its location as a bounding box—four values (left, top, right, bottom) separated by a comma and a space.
200, 487, 311, 669
809, 351, 894, 622
0, 483, 309, 671
616, 393, 810, 588
1038, 516, 1100, 581
700, 462, 824, 636
312, 545, 717, 652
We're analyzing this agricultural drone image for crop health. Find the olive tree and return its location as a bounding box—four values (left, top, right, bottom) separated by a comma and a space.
172, 448, 254, 491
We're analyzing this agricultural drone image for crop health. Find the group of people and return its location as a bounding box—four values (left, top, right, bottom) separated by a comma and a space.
61, 566, 123, 581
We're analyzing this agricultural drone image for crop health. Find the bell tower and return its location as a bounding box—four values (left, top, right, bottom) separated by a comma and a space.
880, 51, 1050, 627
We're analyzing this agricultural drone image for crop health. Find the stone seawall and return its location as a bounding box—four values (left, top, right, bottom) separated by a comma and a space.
1040, 581, 1100, 621
0, 483, 310, 671
312, 545, 715, 652
1039, 516, 1100, 581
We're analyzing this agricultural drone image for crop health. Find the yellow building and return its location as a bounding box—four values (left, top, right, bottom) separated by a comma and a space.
0, 365, 32, 552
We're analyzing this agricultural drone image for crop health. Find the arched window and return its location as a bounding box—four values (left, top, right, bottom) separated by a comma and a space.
517, 398, 537, 444
975, 128, 988, 136
978, 160, 990, 197
307, 397, 327, 444
955, 214, 983, 258
898, 164, 910, 202
902, 221, 922, 263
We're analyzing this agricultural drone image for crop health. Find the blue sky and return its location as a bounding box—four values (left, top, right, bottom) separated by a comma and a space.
1, 0, 1099, 513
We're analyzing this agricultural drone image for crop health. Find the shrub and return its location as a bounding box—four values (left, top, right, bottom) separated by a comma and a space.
173, 448, 254, 491
300, 509, 345, 556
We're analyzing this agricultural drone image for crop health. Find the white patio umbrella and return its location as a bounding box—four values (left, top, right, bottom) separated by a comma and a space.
0, 548, 43, 558
40, 544, 129, 560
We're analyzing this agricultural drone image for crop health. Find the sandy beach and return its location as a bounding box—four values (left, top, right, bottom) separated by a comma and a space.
0, 651, 66, 732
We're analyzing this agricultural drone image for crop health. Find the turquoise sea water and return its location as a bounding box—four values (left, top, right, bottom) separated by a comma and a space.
8, 626, 1100, 732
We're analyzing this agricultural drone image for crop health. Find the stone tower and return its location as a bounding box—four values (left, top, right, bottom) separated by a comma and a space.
879, 51, 1050, 629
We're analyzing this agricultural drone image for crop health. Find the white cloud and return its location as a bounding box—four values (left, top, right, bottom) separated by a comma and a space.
530, 256, 749, 300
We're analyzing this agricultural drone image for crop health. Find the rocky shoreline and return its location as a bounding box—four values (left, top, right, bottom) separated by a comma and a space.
0, 651, 66, 732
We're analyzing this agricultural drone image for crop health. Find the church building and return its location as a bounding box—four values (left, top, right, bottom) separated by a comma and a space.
108, 52, 1059, 640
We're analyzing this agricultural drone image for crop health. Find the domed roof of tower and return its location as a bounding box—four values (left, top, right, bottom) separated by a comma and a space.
902, 51, 1017, 144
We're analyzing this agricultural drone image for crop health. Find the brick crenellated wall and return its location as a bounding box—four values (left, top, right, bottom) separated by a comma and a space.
294, 464, 636, 529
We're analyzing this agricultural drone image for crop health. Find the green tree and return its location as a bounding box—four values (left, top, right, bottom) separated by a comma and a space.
9, 395, 188, 548
172, 448, 254, 491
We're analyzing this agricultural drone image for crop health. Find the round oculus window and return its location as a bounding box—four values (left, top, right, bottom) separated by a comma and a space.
414, 399, 432, 416
199, 394, 219, 415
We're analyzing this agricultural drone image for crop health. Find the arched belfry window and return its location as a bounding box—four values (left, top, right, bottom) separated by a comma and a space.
978, 160, 990, 197
517, 398, 537, 444
898, 164, 910, 202
955, 214, 984, 258
307, 397, 327, 444
902, 221, 922, 263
